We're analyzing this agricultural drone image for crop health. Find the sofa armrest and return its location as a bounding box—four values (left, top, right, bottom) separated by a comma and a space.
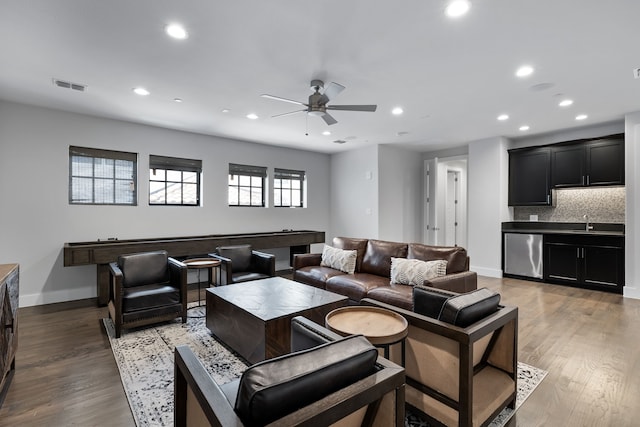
425, 271, 477, 293
293, 253, 322, 270
251, 250, 276, 276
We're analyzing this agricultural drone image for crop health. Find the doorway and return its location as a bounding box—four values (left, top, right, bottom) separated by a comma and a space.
423, 156, 468, 248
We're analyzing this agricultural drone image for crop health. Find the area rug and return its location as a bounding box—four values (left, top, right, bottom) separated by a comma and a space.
104, 305, 547, 427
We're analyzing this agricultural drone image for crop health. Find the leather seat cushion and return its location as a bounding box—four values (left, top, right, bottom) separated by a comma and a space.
366, 283, 414, 311
217, 245, 252, 272
118, 251, 170, 288
234, 335, 377, 426
326, 273, 389, 301
231, 271, 270, 283
439, 288, 501, 327
294, 266, 347, 289
407, 243, 468, 274
122, 283, 180, 312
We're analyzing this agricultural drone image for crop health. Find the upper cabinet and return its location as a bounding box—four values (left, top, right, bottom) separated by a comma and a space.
508, 147, 551, 206
551, 136, 624, 188
509, 134, 624, 206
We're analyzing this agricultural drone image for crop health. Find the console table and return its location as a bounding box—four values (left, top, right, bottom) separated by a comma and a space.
63, 230, 325, 305
0, 264, 18, 408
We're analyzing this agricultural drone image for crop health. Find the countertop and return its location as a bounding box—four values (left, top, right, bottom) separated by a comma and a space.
502, 222, 624, 237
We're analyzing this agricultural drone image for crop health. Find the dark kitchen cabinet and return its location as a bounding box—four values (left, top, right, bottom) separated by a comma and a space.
508, 147, 551, 206
545, 235, 623, 293
551, 136, 624, 188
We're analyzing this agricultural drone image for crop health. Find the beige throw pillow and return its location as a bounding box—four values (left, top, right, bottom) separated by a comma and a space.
320, 245, 357, 274
390, 257, 448, 286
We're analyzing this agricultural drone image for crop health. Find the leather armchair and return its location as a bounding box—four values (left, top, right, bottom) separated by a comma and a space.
362, 286, 518, 427
108, 250, 187, 338
209, 245, 275, 285
174, 316, 406, 427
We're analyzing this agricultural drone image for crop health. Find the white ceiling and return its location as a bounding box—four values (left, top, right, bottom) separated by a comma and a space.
1, 1, 639, 154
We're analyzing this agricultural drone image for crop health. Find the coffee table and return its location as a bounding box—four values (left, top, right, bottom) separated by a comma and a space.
205, 277, 348, 364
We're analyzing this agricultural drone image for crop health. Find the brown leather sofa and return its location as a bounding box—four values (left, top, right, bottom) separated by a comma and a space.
293, 237, 477, 310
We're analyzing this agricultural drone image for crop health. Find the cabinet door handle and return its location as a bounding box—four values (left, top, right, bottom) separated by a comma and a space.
577, 248, 580, 258
586, 175, 590, 185
582, 175, 585, 186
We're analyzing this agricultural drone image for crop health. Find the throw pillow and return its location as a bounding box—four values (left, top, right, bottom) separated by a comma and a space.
390, 257, 448, 286
320, 245, 357, 274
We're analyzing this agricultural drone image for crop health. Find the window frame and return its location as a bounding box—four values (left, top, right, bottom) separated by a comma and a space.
149, 155, 202, 206
228, 163, 267, 207
273, 168, 306, 208
68, 146, 137, 206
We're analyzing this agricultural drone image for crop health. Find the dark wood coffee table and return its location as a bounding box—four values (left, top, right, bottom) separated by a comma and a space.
205, 277, 348, 364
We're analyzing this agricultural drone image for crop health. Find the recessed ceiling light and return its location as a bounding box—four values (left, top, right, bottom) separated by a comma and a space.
165, 24, 188, 40
516, 65, 534, 78
246, 113, 259, 120
392, 107, 404, 115
519, 125, 530, 131
173, 98, 183, 103
497, 114, 509, 121
575, 114, 588, 121
559, 99, 573, 107
133, 87, 150, 96
322, 131, 331, 136
221, 109, 230, 113
445, 0, 471, 18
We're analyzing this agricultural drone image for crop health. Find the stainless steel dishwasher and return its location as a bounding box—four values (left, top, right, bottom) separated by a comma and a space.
503, 233, 543, 279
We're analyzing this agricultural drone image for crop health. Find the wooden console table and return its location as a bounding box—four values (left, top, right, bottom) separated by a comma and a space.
63, 230, 325, 306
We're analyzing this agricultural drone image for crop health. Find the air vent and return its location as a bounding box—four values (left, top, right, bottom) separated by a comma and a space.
53, 78, 87, 92
333, 140, 346, 144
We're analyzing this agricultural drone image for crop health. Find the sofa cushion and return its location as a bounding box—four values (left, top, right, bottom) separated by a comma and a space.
390, 257, 448, 286
333, 237, 368, 272
326, 273, 390, 302
234, 335, 377, 426
366, 283, 414, 311
217, 245, 252, 272
294, 266, 347, 289
360, 240, 408, 277
122, 283, 180, 312
439, 288, 501, 327
118, 250, 170, 288
407, 243, 468, 274
320, 245, 357, 274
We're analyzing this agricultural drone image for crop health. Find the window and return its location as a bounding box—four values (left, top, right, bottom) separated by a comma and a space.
69, 146, 137, 205
274, 168, 305, 207
149, 155, 202, 206
228, 163, 267, 207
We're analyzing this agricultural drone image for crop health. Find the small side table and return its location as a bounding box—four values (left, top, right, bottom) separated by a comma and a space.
325, 306, 408, 364
183, 258, 221, 309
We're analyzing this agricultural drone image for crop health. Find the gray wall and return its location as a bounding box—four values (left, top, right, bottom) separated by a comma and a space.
0, 100, 332, 306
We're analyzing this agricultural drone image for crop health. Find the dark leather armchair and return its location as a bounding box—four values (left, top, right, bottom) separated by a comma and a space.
108, 250, 187, 338
209, 244, 275, 285
174, 316, 406, 427
362, 286, 518, 427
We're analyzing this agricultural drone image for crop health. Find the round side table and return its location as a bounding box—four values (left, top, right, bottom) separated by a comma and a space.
182, 258, 221, 310
325, 306, 408, 363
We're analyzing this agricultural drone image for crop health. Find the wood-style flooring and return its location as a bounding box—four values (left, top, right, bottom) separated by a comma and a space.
1, 278, 639, 426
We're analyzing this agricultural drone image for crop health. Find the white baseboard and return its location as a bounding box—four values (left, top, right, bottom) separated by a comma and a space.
471, 265, 503, 278
20, 288, 96, 308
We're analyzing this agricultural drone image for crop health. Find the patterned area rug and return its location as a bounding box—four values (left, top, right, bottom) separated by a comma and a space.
104, 305, 547, 427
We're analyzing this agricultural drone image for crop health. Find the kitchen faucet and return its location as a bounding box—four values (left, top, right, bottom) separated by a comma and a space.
583, 214, 594, 231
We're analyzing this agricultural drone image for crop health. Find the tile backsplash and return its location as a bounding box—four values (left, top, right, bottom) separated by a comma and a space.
514, 187, 625, 223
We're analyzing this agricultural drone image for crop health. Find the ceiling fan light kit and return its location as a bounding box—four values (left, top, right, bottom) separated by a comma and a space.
261, 80, 377, 126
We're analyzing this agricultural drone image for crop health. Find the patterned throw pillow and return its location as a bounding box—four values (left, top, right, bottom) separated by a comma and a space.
320, 245, 357, 274
390, 258, 448, 286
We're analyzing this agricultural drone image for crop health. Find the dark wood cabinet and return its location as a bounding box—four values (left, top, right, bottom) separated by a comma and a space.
545, 235, 623, 293
508, 147, 551, 206
0, 264, 18, 408
551, 136, 624, 188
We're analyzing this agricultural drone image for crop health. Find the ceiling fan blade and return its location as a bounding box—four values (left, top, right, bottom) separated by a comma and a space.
327, 105, 377, 112
272, 109, 307, 118
261, 94, 306, 106
323, 82, 345, 101
321, 113, 338, 126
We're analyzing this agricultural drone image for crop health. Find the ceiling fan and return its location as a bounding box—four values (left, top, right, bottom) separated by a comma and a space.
261, 80, 377, 126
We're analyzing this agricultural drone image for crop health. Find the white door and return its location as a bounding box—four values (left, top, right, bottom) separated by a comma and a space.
423, 158, 439, 245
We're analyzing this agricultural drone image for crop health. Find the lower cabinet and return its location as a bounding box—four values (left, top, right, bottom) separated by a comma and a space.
545, 235, 623, 293
0, 264, 19, 408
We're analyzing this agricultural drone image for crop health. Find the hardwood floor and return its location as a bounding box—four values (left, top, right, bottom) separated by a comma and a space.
1, 279, 639, 426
